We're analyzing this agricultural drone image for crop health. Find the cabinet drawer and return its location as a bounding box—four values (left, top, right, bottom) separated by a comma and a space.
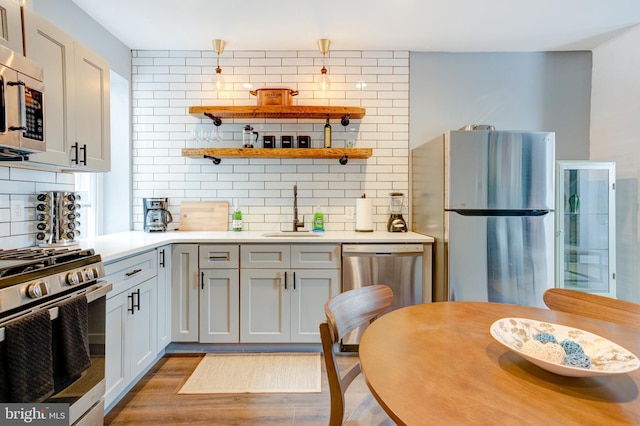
105, 250, 158, 297
241, 245, 291, 269
291, 244, 340, 268
199, 245, 239, 269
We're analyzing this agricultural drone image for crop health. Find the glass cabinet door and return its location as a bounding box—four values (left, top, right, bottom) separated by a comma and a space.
555, 161, 616, 296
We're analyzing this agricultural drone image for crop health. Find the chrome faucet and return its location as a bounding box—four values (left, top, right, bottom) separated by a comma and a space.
293, 184, 304, 231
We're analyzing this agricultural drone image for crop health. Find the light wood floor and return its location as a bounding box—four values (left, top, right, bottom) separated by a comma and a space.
104, 354, 395, 425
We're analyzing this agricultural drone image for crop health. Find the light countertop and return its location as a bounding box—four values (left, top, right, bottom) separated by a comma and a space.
77, 230, 434, 263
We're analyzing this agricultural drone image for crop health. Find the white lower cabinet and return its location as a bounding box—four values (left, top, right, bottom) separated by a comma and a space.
199, 245, 240, 343
104, 251, 158, 410
170, 244, 199, 342
200, 268, 240, 342
240, 244, 340, 343
156, 245, 172, 352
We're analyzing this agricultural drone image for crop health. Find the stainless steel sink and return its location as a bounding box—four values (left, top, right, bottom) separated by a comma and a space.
261, 232, 322, 237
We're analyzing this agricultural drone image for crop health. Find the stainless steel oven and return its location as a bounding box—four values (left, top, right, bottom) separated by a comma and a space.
0, 43, 45, 160
0, 248, 111, 425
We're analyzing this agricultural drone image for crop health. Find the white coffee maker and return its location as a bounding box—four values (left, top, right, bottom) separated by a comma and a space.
143, 197, 173, 232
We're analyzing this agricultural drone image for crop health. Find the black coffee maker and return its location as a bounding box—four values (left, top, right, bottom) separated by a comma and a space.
387, 192, 408, 232
143, 197, 173, 232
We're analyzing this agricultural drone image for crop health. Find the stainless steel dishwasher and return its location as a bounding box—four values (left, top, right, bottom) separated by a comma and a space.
341, 243, 424, 352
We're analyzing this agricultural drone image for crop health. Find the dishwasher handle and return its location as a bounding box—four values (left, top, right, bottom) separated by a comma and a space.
342, 244, 424, 256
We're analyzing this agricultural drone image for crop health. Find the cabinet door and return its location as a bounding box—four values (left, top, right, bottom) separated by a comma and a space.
171, 244, 199, 342
156, 245, 171, 352
105, 291, 128, 409
290, 268, 340, 343
74, 41, 110, 171
555, 161, 616, 297
200, 269, 239, 343
0, 0, 23, 53
127, 279, 157, 380
22, 9, 76, 167
240, 269, 290, 343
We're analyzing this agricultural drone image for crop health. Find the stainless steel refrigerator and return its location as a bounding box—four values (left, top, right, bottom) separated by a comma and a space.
411, 129, 555, 308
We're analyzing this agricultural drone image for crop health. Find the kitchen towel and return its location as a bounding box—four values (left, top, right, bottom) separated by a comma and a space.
53, 295, 91, 390
4, 309, 54, 402
0, 340, 8, 401
356, 198, 373, 232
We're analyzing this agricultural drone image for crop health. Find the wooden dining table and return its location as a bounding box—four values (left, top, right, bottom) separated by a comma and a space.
358, 302, 640, 425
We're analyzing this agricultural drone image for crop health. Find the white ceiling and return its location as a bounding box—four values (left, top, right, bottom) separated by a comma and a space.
70, 0, 640, 52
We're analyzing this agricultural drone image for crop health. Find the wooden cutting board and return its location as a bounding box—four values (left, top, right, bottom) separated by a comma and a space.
179, 201, 229, 231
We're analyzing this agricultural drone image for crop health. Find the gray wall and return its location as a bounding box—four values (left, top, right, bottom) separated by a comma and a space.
409, 52, 592, 160
591, 25, 640, 303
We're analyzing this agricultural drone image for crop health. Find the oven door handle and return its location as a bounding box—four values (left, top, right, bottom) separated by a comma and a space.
0, 282, 112, 343
87, 282, 112, 303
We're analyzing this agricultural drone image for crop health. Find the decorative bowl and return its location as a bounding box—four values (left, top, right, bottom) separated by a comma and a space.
490, 317, 640, 377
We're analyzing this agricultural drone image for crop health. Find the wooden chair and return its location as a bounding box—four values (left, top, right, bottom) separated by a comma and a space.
543, 288, 640, 330
319, 284, 393, 426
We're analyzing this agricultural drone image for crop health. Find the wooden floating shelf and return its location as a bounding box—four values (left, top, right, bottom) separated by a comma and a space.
189, 105, 366, 120
182, 148, 372, 164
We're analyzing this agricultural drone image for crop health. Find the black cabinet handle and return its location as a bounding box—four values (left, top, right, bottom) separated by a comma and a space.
79, 144, 87, 166
71, 142, 79, 165
201, 271, 205, 290
128, 292, 135, 314
284, 271, 287, 290
125, 268, 142, 277
133, 289, 141, 312
159, 249, 165, 267
293, 272, 296, 290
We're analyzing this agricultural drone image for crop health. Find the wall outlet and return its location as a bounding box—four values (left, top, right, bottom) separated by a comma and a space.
10, 200, 25, 221
345, 206, 355, 220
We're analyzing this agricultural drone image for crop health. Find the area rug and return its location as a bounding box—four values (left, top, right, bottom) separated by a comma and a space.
178, 353, 322, 394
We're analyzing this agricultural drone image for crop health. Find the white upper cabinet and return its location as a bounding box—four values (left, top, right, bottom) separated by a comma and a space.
22, 8, 111, 171
0, 0, 24, 53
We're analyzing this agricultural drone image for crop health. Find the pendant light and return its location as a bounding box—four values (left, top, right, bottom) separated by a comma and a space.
317, 39, 331, 92
212, 39, 226, 91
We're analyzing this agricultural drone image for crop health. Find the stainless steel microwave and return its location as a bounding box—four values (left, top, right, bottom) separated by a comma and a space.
0, 44, 45, 160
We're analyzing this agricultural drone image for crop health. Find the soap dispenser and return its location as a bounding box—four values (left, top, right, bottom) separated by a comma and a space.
232, 201, 243, 231
312, 206, 324, 232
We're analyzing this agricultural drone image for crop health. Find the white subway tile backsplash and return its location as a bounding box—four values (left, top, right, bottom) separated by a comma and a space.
234, 51, 267, 59
9, 168, 54, 183
0, 166, 75, 248
171, 50, 202, 58
131, 49, 409, 231
154, 58, 186, 66
0, 223, 11, 238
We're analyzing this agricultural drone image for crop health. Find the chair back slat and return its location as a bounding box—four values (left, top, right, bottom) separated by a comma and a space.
543, 288, 640, 330
324, 284, 394, 342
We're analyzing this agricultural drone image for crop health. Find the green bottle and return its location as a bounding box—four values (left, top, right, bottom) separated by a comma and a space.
312, 205, 324, 232
232, 202, 243, 231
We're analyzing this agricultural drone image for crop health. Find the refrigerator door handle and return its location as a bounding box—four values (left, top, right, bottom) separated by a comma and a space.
451, 209, 551, 217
